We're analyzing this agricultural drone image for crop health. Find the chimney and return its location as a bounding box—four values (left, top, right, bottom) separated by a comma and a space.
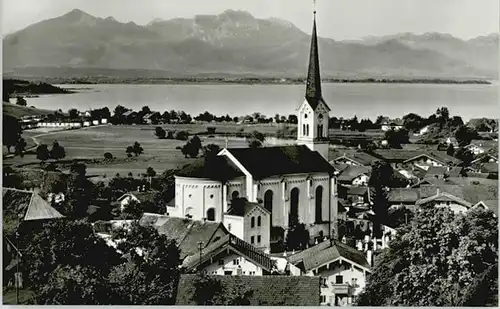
366, 249, 373, 266
436, 188, 440, 195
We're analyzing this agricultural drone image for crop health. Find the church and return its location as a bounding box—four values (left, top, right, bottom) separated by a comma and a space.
167, 10, 338, 247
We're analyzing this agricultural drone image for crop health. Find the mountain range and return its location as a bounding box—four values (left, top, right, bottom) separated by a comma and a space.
3, 9, 499, 79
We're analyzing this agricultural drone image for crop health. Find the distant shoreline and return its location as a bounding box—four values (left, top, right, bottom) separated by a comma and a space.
46, 77, 492, 86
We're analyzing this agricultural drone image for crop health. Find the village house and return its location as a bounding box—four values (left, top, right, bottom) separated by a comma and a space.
3, 187, 65, 288
139, 213, 230, 260
380, 118, 404, 132
181, 234, 275, 276
175, 274, 322, 306
370, 149, 460, 170
287, 239, 372, 306
223, 198, 271, 252
337, 165, 371, 186
142, 112, 160, 124
116, 189, 160, 212
330, 151, 378, 167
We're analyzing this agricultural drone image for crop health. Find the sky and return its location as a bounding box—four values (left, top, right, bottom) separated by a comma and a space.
1, 0, 499, 40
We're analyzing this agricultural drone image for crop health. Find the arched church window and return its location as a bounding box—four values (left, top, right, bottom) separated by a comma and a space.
306, 125, 310, 136
231, 191, 239, 201
290, 187, 300, 223
206, 208, 215, 221
257, 216, 261, 227
303, 124, 306, 136
315, 186, 323, 223
251, 216, 255, 228
264, 190, 273, 226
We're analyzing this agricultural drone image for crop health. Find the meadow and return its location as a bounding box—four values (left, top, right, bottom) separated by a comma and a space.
5, 123, 396, 182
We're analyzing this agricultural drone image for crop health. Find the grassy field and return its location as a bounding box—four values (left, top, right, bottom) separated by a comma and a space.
3, 102, 55, 118
4, 124, 393, 180
5, 125, 254, 178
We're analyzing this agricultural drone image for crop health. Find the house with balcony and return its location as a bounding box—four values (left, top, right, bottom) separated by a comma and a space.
181, 234, 275, 276
223, 198, 271, 253
139, 213, 230, 260
287, 239, 372, 306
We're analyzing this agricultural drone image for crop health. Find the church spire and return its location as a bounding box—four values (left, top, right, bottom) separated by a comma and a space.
305, 4, 322, 105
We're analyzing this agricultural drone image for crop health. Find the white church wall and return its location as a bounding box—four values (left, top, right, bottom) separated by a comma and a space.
174, 177, 223, 221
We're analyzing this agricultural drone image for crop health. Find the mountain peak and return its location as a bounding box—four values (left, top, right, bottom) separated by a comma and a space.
62, 9, 94, 19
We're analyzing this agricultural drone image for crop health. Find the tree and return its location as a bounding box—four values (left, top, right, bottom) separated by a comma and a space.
455, 125, 479, 147
446, 143, 455, 156
436, 107, 450, 124
175, 131, 189, 141
356, 207, 498, 306
121, 199, 143, 219
68, 109, 79, 119
369, 160, 393, 238
141, 106, 151, 115
402, 113, 425, 132
108, 222, 181, 305
126, 146, 134, 157
50, 141, 66, 161
20, 219, 122, 304
3, 114, 22, 153
387, 206, 414, 229
285, 215, 309, 250
248, 139, 262, 148
181, 136, 202, 158
191, 273, 223, 305
155, 127, 166, 139
454, 147, 474, 167
14, 137, 27, 157
203, 144, 221, 159
129, 142, 144, 156
287, 115, 298, 124
16, 96, 27, 106
113, 105, 128, 117
37, 264, 111, 305
104, 152, 114, 161
384, 128, 409, 148
146, 167, 156, 178
458, 263, 498, 306
36, 144, 51, 163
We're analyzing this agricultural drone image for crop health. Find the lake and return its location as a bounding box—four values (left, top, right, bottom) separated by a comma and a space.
27, 83, 498, 121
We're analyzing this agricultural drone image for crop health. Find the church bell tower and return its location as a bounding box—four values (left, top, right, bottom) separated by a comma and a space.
296, 3, 331, 161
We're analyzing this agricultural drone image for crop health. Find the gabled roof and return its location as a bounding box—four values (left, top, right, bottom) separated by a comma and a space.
176, 156, 244, 180
2, 188, 64, 235
387, 188, 420, 203
288, 240, 370, 272
473, 200, 498, 216
347, 186, 370, 196
418, 184, 498, 206
481, 162, 498, 173
331, 150, 378, 166
139, 214, 228, 259
122, 110, 137, 117
182, 234, 273, 272
117, 190, 159, 203
225, 145, 334, 180
371, 149, 460, 165
416, 191, 473, 208
337, 165, 371, 182
226, 199, 270, 217
426, 166, 448, 176
175, 274, 321, 306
